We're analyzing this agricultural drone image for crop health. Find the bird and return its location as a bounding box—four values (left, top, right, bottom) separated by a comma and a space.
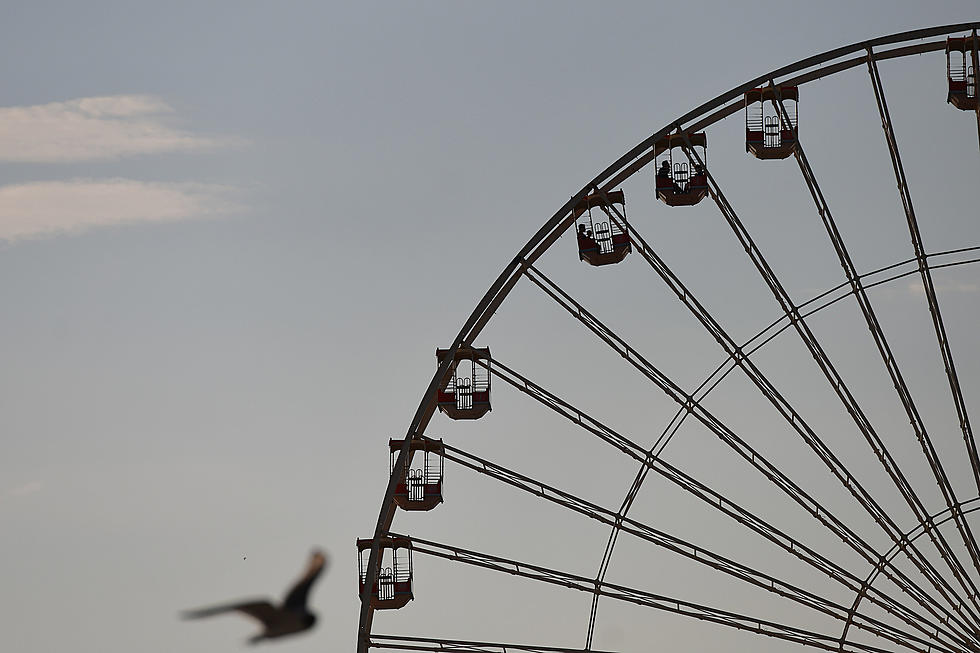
182, 550, 328, 645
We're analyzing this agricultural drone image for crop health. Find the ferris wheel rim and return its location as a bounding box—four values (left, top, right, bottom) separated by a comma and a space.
359, 22, 980, 652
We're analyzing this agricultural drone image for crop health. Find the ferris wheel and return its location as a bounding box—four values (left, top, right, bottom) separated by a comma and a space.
358, 23, 980, 653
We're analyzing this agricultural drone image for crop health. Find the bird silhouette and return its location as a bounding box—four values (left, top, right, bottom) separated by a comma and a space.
182, 550, 327, 645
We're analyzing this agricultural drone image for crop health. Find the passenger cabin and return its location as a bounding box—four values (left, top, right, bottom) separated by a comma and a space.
655, 133, 708, 206
573, 190, 631, 266
390, 438, 444, 511
745, 85, 799, 159
946, 34, 978, 111
436, 347, 491, 420
357, 537, 413, 610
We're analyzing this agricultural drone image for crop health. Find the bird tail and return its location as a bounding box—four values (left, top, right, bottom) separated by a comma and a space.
180, 604, 238, 619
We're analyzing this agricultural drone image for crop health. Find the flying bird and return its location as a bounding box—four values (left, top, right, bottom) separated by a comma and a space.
182, 550, 328, 645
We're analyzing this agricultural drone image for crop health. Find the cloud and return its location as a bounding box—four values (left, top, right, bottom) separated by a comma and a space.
0, 481, 43, 510
908, 280, 979, 296
8, 481, 43, 497
0, 179, 239, 241
0, 481, 44, 506
0, 95, 234, 162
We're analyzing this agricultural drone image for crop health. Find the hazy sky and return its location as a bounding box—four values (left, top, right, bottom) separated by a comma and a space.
2, 3, 980, 653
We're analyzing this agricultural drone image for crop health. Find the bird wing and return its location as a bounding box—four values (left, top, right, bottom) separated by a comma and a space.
182, 599, 281, 627
282, 551, 328, 611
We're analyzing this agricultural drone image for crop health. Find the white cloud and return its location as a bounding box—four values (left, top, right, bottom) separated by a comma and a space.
908, 280, 979, 296
0, 95, 234, 162
8, 481, 43, 497
0, 481, 44, 506
0, 179, 239, 241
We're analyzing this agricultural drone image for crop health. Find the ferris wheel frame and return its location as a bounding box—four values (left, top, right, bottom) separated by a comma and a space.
359, 21, 980, 653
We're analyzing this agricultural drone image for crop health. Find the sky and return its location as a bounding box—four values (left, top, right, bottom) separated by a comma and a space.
2, 3, 980, 653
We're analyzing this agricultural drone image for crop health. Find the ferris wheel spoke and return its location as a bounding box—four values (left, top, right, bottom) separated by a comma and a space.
585, 194, 980, 625
866, 45, 980, 505
774, 59, 980, 613
434, 438, 919, 644
843, 497, 980, 650
538, 244, 980, 650
433, 430, 969, 649
676, 136, 980, 628
367, 634, 618, 653
389, 533, 930, 653
480, 356, 669, 466
487, 352, 979, 648
520, 262, 979, 640
864, 47, 980, 584
762, 72, 980, 611
636, 247, 980, 474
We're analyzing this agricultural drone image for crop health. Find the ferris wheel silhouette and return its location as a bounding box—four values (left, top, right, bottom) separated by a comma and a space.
359, 23, 980, 653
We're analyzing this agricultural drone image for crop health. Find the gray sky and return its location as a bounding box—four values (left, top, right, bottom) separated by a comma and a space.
2, 3, 980, 653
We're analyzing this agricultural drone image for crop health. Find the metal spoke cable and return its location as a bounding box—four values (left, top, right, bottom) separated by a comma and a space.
594, 189, 980, 633
577, 244, 980, 650
843, 497, 980, 652
602, 247, 980, 516
485, 357, 969, 648
765, 75, 980, 608
860, 47, 980, 597
867, 45, 980, 501
428, 428, 970, 651
520, 261, 979, 643
584, 247, 980, 648
676, 137, 980, 629
583, 247, 978, 648
389, 533, 914, 653
422, 435, 950, 651
483, 324, 976, 647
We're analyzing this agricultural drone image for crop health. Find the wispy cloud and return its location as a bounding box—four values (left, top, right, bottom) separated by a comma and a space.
7, 481, 43, 497
908, 280, 979, 296
0, 481, 43, 510
0, 95, 235, 162
0, 481, 44, 507
0, 179, 239, 241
